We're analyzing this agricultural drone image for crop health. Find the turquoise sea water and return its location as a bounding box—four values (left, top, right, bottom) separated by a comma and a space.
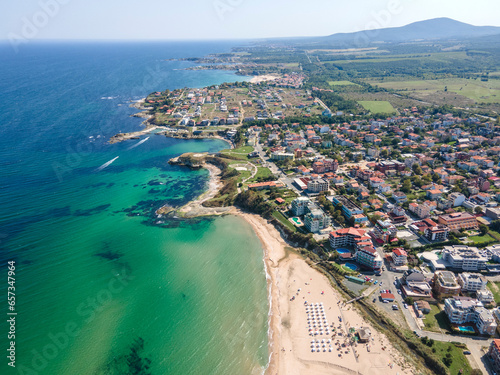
0, 41, 269, 374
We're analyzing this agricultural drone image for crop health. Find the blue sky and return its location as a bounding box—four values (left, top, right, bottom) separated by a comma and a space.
2, 0, 500, 40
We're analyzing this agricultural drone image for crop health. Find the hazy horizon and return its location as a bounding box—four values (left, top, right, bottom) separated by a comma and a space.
2, 0, 500, 42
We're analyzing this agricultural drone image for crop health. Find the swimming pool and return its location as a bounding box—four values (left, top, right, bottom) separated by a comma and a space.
291, 217, 302, 225
457, 326, 475, 333
337, 248, 350, 254
344, 262, 359, 271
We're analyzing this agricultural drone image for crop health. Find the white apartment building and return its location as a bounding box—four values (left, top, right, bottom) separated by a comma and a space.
457, 273, 487, 292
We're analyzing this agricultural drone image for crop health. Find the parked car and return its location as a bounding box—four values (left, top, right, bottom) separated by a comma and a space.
463, 351, 471, 355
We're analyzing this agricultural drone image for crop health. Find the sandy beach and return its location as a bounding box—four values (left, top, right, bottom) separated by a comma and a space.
159, 160, 417, 374
237, 212, 416, 375
174, 163, 234, 217
250, 74, 280, 83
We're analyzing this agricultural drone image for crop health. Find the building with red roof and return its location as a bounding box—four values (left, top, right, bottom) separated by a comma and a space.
248, 181, 284, 190
392, 248, 408, 266
489, 339, 500, 373
380, 293, 395, 302
329, 228, 381, 270
411, 218, 449, 242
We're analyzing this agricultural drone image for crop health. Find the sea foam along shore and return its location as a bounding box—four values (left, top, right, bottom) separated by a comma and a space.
110, 98, 236, 145
164, 160, 414, 374
238, 211, 414, 375
109, 99, 159, 144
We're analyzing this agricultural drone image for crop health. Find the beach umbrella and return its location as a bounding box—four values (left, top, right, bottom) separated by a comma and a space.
311, 348, 315, 352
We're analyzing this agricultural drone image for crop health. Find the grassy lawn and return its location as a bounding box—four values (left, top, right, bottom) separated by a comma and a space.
487, 281, 500, 304
373, 77, 500, 103
219, 152, 249, 161
430, 341, 472, 375
489, 230, 500, 241
423, 305, 451, 333
248, 167, 274, 182
328, 80, 360, 86
272, 211, 296, 232
357, 100, 396, 114
228, 146, 254, 153
469, 233, 494, 244
235, 170, 251, 184
219, 157, 250, 166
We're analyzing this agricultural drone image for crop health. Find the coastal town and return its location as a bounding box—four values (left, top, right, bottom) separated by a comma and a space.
102, 25, 500, 372
9, 4, 500, 375
128, 71, 500, 374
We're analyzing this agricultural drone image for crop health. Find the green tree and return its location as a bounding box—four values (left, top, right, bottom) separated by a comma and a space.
401, 179, 412, 193
479, 223, 488, 235
412, 163, 422, 175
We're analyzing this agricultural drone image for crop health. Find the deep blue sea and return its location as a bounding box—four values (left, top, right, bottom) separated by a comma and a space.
0, 41, 269, 375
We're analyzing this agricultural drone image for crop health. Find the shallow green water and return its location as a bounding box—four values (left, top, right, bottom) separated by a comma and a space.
7, 137, 269, 375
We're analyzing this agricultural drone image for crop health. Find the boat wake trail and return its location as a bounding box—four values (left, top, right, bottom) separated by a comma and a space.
127, 137, 150, 150
95, 156, 119, 172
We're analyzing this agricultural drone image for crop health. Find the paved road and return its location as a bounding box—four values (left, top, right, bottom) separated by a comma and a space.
315, 97, 330, 112
254, 141, 301, 194
370, 248, 493, 374
418, 330, 493, 374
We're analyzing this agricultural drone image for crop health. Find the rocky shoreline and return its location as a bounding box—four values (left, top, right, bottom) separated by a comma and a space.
157, 153, 234, 218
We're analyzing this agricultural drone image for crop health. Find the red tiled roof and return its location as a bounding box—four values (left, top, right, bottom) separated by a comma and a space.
393, 249, 407, 256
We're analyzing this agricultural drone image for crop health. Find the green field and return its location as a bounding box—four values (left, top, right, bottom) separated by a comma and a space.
326, 52, 470, 65
328, 80, 360, 86
222, 145, 254, 154
431, 341, 473, 375
220, 146, 254, 161
373, 78, 500, 103
469, 233, 494, 244
248, 167, 274, 182
423, 305, 451, 333
272, 211, 296, 232
488, 282, 500, 304
357, 100, 396, 113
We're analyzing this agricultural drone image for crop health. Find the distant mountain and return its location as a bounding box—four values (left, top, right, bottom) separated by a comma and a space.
322, 18, 500, 44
